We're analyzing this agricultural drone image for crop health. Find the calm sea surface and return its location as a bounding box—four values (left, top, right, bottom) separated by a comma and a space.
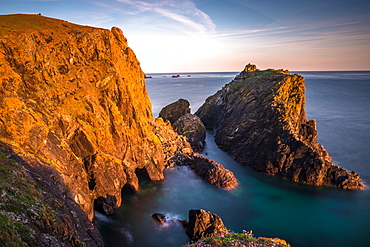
95, 71, 370, 247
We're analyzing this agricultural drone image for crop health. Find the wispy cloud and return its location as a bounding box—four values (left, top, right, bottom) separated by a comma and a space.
115, 0, 216, 34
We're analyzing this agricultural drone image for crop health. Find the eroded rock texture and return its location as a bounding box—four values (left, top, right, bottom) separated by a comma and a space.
186, 209, 228, 241
0, 141, 104, 246
173, 113, 206, 150
158, 98, 190, 124
196, 64, 363, 189
152, 118, 237, 189
0, 14, 165, 223
159, 99, 206, 150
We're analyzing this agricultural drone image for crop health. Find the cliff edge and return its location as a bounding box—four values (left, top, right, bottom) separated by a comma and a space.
195, 64, 363, 189
0, 14, 167, 244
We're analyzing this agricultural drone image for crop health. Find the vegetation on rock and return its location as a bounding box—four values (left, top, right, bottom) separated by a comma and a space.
196, 64, 363, 189
184, 231, 290, 247
0, 14, 166, 223
0, 142, 103, 246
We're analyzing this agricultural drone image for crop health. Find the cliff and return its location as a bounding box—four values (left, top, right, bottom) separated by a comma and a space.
196, 64, 363, 189
0, 14, 168, 244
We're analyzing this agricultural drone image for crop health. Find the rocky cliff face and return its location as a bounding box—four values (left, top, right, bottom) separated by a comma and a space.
0, 142, 103, 246
196, 64, 363, 189
0, 14, 165, 227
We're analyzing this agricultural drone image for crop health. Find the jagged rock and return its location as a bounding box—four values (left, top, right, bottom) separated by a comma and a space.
173, 113, 206, 150
152, 213, 167, 224
159, 99, 206, 150
186, 209, 228, 241
0, 14, 168, 224
152, 117, 193, 168
244, 63, 259, 72
0, 141, 104, 246
94, 195, 118, 215
151, 213, 189, 227
195, 64, 363, 189
152, 118, 237, 189
177, 153, 238, 189
158, 98, 191, 124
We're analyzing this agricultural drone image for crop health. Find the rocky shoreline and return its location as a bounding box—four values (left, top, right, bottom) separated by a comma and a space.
0, 14, 364, 246
151, 209, 290, 247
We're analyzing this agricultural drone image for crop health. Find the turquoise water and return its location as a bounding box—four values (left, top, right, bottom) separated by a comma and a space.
95, 71, 370, 247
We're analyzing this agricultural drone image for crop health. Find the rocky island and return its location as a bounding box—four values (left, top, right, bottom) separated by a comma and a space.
196, 64, 364, 189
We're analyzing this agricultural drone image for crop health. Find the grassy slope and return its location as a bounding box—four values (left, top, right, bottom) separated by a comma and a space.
0, 14, 102, 36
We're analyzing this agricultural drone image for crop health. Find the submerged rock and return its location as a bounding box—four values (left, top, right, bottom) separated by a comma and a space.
195, 64, 363, 189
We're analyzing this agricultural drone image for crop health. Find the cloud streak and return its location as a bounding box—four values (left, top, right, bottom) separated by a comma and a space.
116, 0, 216, 34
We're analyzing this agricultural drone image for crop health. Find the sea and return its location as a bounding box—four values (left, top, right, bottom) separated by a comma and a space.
94, 71, 370, 247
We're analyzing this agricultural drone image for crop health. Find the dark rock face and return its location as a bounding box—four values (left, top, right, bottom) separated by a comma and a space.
195, 64, 363, 189
151, 213, 167, 224
0, 141, 104, 246
173, 113, 206, 150
94, 195, 118, 215
186, 209, 228, 241
159, 99, 206, 150
159, 98, 191, 124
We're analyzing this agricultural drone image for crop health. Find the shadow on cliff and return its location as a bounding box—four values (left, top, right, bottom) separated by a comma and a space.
0, 141, 104, 246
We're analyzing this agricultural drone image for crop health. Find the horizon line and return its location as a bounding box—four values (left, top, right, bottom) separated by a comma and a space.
144, 69, 370, 74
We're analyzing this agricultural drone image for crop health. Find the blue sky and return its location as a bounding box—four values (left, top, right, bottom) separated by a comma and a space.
1, 0, 369, 72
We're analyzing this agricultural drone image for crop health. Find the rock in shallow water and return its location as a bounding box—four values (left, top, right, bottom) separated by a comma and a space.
176, 153, 238, 189
186, 209, 228, 241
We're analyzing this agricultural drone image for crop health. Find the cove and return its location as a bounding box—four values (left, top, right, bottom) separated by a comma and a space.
95, 71, 370, 247
95, 130, 369, 247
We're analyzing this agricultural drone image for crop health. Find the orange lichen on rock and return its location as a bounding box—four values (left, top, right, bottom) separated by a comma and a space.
0, 14, 164, 220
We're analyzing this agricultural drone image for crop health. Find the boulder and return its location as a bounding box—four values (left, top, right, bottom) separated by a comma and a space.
177, 153, 238, 189
173, 113, 206, 150
151, 213, 189, 227
186, 209, 228, 241
158, 99, 191, 124
151, 213, 167, 224
195, 64, 363, 189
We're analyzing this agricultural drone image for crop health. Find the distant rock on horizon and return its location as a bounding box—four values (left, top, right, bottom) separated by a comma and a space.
195, 64, 364, 189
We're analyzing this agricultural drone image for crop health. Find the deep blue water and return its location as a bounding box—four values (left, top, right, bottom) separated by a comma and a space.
95, 71, 370, 247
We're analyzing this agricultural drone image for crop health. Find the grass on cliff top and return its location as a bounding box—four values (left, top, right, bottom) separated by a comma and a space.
0, 14, 102, 36
184, 231, 290, 247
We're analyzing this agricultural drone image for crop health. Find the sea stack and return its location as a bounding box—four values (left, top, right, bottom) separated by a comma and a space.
195, 63, 364, 189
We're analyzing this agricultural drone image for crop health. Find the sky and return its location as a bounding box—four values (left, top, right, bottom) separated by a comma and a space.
1, 0, 370, 72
